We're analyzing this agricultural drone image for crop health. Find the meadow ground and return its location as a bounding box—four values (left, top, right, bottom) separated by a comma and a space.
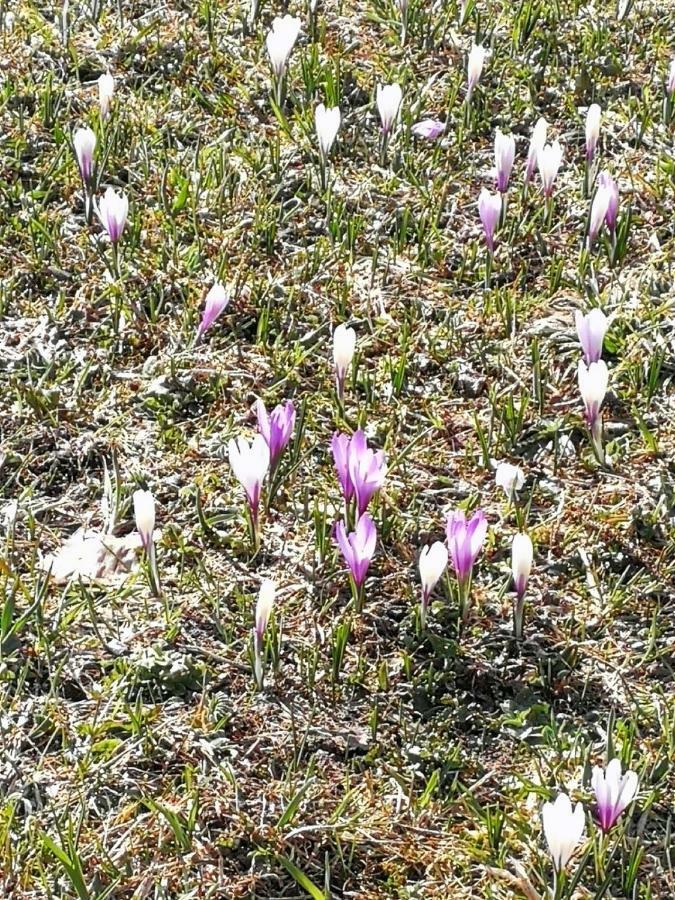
1, 0, 675, 897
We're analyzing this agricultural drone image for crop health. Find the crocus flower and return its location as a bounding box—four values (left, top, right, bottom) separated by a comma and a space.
668, 59, 675, 95
332, 430, 386, 516
538, 140, 563, 197
578, 359, 608, 428
133, 489, 155, 552
315, 103, 341, 157
266, 15, 301, 78
592, 759, 639, 833
467, 43, 486, 99
73, 127, 96, 185
575, 308, 608, 365
525, 117, 547, 182
347, 430, 387, 516
542, 793, 585, 872
494, 129, 515, 193
478, 188, 501, 253
511, 531, 533, 638
256, 399, 295, 467
446, 509, 487, 586
411, 119, 445, 140
228, 434, 270, 523
334, 513, 377, 590
578, 359, 609, 461
255, 578, 276, 641
418, 541, 448, 627
588, 181, 612, 246
333, 323, 356, 398
495, 462, 524, 499
97, 186, 128, 243
585, 103, 601, 162
98, 72, 115, 119
197, 282, 229, 338
376, 83, 403, 135
511, 532, 533, 600
598, 171, 619, 233
253, 578, 276, 688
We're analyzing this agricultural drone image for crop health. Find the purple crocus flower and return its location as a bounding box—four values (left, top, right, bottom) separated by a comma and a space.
256, 399, 295, 468
73, 128, 96, 185
197, 282, 229, 339
598, 171, 619, 233
348, 430, 387, 516
411, 119, 445, 140
332, 430, 386, 516
592, 759, 639, 833
331, 432, 354, 502
494, 129, 515, 193
97, 186, 128, 243
478, 188, 501, 253
575, 308, 608, 365
446, 509, 487, 584
334, 514, 377, 588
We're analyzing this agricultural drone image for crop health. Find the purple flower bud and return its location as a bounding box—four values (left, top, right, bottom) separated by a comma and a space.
332, 430, 386, 517
598, 171, 619, 233
96, 186, 128, 243
478, 188, 501, 253
256, 399, 295, 467
197, 282, 229, 338
575, 308, 608, 365
446, 508, 487, 585
592, 759, 639, 833
334, 514, 377, 588
411, 119, 445, 140
578, 359, 608, 428
494, 129, 515, 193
467, 44, 486, 99
73, 127, 96, 185
511, 532, 533, 601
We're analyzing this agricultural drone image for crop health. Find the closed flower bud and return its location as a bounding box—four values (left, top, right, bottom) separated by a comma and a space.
96, 186, 128, 243
494, 129, 515, 193
315, 103, 341, 157
419, 541, 448, 604
538, 140, 563, 197
73, 127, 96, 185
598, 171, 619, 232
588, 180, 612, 246
467, 43, 486, 98
575, 308, 608, 365
255, 579, 276, 640
333, 323, 356, 396
478, 188, 501, 253
376, 83, 403, 135
133, 489, 155, 551
98, 72, 115, 119
578, 359, 608, 427
526, 117, 547, 182
197, 282, 229, 338
542, 793, 585, 872
585, 103, 601, 162
511, 532, 533, 600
